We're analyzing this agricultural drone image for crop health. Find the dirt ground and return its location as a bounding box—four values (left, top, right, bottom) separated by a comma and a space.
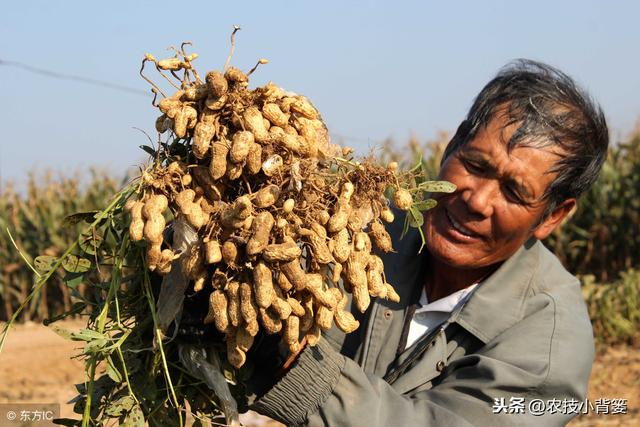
0, 320, 637, 426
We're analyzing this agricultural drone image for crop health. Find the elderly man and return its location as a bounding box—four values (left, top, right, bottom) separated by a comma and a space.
248, 59, 609, 426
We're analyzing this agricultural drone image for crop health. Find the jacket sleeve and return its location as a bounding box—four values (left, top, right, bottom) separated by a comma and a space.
250, 291, 595, 427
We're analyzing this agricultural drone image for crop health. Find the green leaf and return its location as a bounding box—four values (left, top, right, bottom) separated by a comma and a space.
408, 207, 424, 228
61, 255, 92, 273
139, 144, 157, 157
106, 355, 123, 382
418, 180, 456, 193
63, 272, 84, 289
48, 325, 73, 340
62, 211, 100, 227
71, 328, 107, 342
83, 338, 108, 355
413, 199, 438, 211
104, 395, 135, 416
34, 255, 59, 275
123, 405, 145, 427
78, 231, 103, 255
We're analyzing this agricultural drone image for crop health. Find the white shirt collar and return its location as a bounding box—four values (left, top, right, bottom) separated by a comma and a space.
415, 283, 479, 314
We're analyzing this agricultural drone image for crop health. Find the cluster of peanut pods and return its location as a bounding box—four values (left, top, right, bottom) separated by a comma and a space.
129, 47, 409, 368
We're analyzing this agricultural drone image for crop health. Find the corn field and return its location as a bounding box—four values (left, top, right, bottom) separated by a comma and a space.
0, 169, 121, 322
1, 134, 639, 346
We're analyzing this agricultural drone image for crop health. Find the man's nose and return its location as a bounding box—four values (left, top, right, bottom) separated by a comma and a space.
461, 179, 496, 218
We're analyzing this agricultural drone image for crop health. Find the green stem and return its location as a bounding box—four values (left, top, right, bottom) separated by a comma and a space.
142, 269, 183, 427
5, 228, 41, 279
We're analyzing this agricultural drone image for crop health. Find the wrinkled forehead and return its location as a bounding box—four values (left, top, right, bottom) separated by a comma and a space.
468, 109, 567, 171
483, 103, 572, 154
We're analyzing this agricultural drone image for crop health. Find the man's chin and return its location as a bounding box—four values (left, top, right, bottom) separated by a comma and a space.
424, 233, 486, 270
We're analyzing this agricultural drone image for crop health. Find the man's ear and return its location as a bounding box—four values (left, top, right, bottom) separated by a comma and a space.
532, 198, 577, 240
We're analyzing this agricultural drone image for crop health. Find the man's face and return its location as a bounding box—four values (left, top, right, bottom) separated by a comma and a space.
423, 113, 566, 270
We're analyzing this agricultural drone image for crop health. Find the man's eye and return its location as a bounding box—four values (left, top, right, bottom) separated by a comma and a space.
462, 159, 484, 174
503, 185, 524, 204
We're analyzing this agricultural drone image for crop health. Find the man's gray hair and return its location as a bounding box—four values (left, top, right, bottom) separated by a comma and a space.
443, 59, 609, 217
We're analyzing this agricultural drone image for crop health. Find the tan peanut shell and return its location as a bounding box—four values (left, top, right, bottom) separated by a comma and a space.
299, 226, 334, 264
226, 162, 244, 180
205, 94, 227, 111
191, 166, 223, 201
126, 200, 144, 242
259, 307, 282, 334
245, 143, 263, 175
263, 241, 302, 263
380, 207, 395, 223
204, 290, 229, 333
246, 211, 275, 255
193, 117, 216, 159
226, 330, 246, 369
261, 154, 283, 176
366, 255, 386, 297
240, 282, 259, 323
224, 67, 248, 85
221, 196, 252, 229
221, 240, 239, 265
306, 274, 337, 309
253, 184, 280, 208
305, 324, 321, 346
270, 126, 304, 155
281, 259, 307, 291
284, 316, 301, 353
287, 297, 305, 317
253, 261, 276, 308
369, 221, 393, 252
204, 240, 222, 264
299, 293, 314, 332
385, 283, 400, 303
227, 282, 241, 327
236, 326, 254, 353
243, 106, 269, 142
230, 131, 254, 164
290, 96, 319, 119
393, 188, 413, 211
268, 268, 290, 292
209, 140, 229, 180
245, 318, 260, 337
331, 288, 360, 333
262, 103, 290, 127
316, 305, 334, 331
271, 297, 293, 320
206, 71, 228, 98
146, 243, 162, 271
184, 83, 208, 101
157, 57, 183, 71
173, 105, 197, 138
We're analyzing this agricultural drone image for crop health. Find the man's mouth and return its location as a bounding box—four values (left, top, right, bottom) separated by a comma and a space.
445, 209, 482, 239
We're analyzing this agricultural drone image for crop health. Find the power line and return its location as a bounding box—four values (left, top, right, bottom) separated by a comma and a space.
0, 59, 149, 96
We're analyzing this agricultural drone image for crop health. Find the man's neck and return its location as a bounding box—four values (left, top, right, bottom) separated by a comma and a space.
424, 255, 498, 303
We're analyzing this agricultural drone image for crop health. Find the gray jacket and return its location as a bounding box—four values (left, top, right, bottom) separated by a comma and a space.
252, 219, 595, 426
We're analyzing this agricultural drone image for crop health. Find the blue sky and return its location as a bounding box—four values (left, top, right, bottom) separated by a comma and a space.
2, 0, 639, 186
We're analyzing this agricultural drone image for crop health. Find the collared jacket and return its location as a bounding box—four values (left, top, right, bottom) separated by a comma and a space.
252, 217, 595, 426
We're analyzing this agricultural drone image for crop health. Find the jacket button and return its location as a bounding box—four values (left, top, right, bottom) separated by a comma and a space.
384, 310, 393, 320
436, 360, 445, 372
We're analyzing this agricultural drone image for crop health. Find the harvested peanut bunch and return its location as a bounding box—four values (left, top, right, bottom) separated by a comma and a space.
128, 38, 452, 369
